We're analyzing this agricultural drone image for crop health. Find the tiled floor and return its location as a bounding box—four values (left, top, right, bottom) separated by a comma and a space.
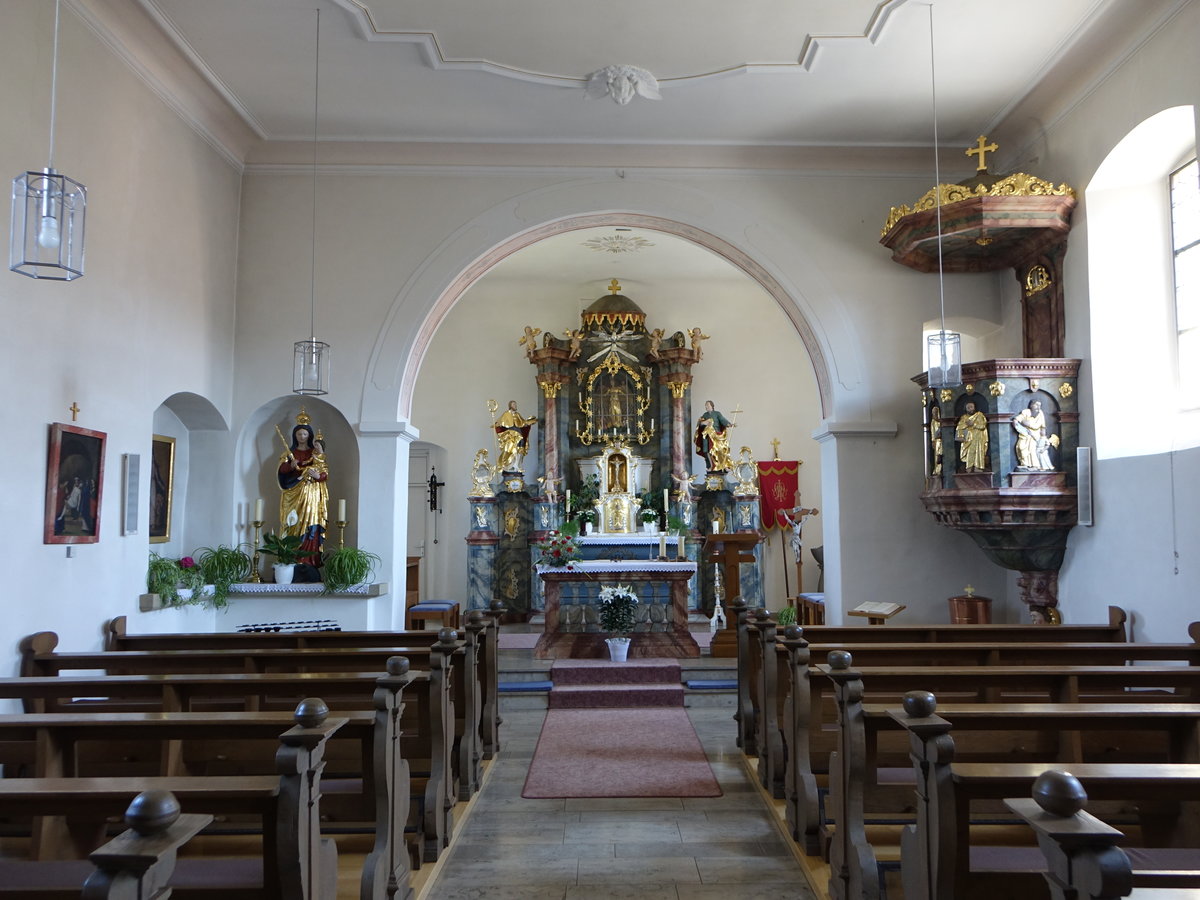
423, 707, 817, 900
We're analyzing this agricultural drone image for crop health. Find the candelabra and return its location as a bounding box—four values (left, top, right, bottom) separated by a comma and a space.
335, 517, 347, 548
249, 518, 264, 583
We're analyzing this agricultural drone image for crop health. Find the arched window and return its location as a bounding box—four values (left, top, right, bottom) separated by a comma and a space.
1171, 157, 1200, 409
1087, 106, 1198, 458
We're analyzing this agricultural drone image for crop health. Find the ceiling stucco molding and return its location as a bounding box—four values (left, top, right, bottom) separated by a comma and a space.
329, 0, 911, 87
76, 0, 260, 168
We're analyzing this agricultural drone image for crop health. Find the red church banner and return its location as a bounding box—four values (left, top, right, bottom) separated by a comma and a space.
757, 461, 799, 531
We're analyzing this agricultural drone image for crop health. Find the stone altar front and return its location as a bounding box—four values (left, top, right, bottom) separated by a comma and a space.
534, 560, 700, 659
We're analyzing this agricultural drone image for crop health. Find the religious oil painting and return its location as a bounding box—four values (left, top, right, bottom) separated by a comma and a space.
148, 434, 175, 543
44, 423, 107, 544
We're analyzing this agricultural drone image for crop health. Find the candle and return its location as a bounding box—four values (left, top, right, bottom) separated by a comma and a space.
254, 498, 264, 522
663, 488, 669, 513
712, 520, 719, 534
566, 489, 571, 512
337, 498, 346, 521
677, 535, 686, 560
659, 533, 667, 558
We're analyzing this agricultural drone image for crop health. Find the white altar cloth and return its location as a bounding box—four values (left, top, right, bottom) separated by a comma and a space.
536, 560, 696, 575
578, 534, 679, 546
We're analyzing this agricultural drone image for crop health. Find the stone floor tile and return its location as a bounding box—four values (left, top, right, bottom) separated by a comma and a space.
426, 856, 580, 885
577, 856, 701, 884
564, 820, 684, 843
425, 882, 571, 900
614, 840, 775, 859
447, 842, 616, 862
695, 856, 811, 884
564, 883, 680, 900
676, 883, 816, 900
564, 797, 684, 812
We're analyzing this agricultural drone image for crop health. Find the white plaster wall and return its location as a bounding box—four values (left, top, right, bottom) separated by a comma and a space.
998, 0, 1200, 637
2, 0, 242, 676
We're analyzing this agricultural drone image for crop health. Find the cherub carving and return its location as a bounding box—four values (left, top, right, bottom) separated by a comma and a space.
584, 65, 661, 106
647, 327, 665, 360
563, 328, 584, 360
670, 470, 701, 502
689, 327, 710, 360
518, 325, 542, 360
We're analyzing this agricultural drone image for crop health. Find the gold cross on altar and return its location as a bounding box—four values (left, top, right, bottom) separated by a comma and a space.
966, 135, 998, 172
69, 402, 80, 422
770, 438, 781, 460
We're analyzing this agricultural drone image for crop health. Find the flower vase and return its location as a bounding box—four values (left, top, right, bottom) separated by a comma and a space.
584, 521, 593, 536
273, 563, 296, 585
642, 521, 655, 533
605, 637, 630, 662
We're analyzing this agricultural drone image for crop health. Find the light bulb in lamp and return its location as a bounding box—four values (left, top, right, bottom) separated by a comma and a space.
37, 212, 61, 249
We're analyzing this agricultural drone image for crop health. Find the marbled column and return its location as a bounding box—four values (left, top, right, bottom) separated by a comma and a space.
540, 381, 561, 488
669, 383, 689, 477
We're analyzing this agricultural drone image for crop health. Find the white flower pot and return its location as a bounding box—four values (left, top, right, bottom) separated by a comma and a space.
273, 563, 296, 585
605, 637, 630, 662
584, 522, 593, 535
642, 521, 656, 533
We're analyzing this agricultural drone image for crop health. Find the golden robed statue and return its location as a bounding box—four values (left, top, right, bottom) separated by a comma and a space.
491, 399, 538, 473
276, 409, 329, 565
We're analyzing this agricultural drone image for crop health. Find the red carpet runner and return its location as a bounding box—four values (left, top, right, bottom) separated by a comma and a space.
521, 659, 722, 798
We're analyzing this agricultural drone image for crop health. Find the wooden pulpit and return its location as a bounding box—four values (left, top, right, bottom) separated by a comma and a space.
703, 532, 760, 658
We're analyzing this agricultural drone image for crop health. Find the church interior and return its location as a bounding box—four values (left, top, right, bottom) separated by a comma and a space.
4, 0, 1200, 897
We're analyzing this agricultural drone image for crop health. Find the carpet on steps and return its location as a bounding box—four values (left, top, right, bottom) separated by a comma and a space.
550, 658, 681, 686
521, 707, 723, 798
548, 683, 685, 709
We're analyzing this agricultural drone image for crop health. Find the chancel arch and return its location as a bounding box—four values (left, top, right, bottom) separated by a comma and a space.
408, 220, 826, 611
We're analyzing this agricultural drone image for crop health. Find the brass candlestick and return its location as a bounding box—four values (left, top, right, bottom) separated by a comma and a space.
250, 519, 264, 583
335, 518, 347, 549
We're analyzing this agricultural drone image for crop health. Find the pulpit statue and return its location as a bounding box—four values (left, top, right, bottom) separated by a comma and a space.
955, 401, 989, 472
1012, 400, 1059, 470
491, 400, 537, 473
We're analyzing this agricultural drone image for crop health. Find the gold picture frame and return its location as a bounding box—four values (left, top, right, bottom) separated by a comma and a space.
149, 434, 175, 543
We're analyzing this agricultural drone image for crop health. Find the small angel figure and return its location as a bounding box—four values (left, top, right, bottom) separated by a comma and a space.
563, 328, 584, 360
688, 327, 710, 360
671, 470, 700, 502
539, 475, 560, 504
518, 325, 542, 360
647, 327, 665, 360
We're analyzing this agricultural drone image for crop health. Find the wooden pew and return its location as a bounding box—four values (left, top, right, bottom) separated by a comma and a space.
0, 659, 444, 883
0, 701, 344, 899
741, 613, 1198, 802
821, 668, 1200, 899
104, 601, 505, 761
23, 628, 475, 816
0, 789, 211, 899
738, 610, 1187, 802
1007, 772, 1200, 900
894, 704, 1200, 900
776, 634, 1200, 857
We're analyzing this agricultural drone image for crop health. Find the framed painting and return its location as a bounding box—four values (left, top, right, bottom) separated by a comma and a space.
148, 434, 176, 543
44, 423, 107, 544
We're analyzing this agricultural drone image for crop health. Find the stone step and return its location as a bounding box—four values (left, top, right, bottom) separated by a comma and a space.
548, 683, 686, 709
550, 658, 681, 686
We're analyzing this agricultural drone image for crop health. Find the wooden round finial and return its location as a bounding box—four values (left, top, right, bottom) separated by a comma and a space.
294, 697, 329, 728
827, 649, 853, 670
490, 600, 508, 613
784, 624, 804, 640
386, 656, 410, 676
902, 690, 937, 718
468, 610, 485, 625
125, 790, 181, 835
1032, 770, 1088, 817
438, 627, 459, 645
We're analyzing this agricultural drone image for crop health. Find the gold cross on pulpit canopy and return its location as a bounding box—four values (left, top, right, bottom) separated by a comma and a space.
966, 135, 998, 172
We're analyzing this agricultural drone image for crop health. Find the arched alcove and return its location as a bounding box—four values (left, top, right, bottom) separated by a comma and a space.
151, 392, 229, 557
238, 397, 361, 553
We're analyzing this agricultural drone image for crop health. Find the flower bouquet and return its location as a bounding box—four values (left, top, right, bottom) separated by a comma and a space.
597, 584, 639, 635
534, 529, 582, 568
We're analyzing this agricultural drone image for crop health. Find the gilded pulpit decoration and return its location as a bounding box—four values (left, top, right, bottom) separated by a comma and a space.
1058, 383, 1073, 399
1025, 265, 1052, 296
939, 389, 953, 403
989, 381, 1005, 397
955, 402, 989, 473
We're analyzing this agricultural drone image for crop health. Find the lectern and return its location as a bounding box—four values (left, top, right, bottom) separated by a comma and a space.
703, 532, 761, 658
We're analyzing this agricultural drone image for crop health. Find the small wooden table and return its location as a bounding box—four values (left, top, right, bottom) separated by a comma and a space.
703, 532, 762, 657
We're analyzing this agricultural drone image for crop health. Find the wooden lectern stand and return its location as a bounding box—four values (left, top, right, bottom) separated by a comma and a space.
703, 532, 761, 658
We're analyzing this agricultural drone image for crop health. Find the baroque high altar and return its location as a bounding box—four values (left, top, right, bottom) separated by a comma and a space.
463, 280, 764, 625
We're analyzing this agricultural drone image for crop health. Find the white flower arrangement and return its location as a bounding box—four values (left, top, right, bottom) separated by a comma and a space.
597, 584, 639, 635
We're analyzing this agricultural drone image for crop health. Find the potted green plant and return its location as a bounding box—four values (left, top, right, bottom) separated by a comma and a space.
322, 546, 381, 593
638, 492, 661, 532
578, 507, 598, 535
146, 553, 184, 606
597, 583, 639, 661
775, 604, 797, 628
258, 531, 304, 585
196, 544, 253, 609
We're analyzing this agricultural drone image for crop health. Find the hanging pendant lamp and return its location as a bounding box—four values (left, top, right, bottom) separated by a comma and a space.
11, 0, 87, 281
294, 8, 330, 396
924, 2, 961, 389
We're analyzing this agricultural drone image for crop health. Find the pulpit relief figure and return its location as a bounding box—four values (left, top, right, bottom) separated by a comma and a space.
955, 401, 989, 473
1012, 400, 1059, 470
929, 407, 943, 475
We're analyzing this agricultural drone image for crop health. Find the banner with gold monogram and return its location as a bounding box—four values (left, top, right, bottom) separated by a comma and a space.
757, 461, 799, 531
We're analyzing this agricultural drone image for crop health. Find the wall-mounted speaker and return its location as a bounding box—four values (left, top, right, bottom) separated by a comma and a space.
1077, 447, 1093, 526
123, 453, 140, 535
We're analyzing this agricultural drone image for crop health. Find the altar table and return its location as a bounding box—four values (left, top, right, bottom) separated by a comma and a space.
534, 560, 700, 659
